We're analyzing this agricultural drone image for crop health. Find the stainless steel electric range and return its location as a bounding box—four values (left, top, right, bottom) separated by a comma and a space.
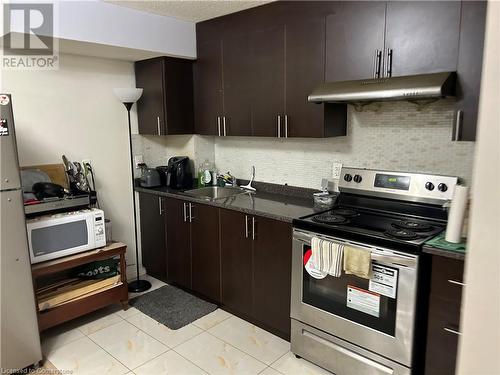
291, 167, 459, 375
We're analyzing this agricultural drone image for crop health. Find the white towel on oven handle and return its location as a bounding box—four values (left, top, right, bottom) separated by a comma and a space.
311, 237, 344, 277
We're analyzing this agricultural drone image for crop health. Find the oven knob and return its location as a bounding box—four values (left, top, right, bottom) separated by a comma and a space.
353, 175, 362, 183
344, 174, 352, 182
438, 183, 448, 192
425, 182, 435, 191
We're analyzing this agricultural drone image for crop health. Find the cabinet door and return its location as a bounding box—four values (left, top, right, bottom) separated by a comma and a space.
194, 40, 223, 135
220, 209, 253, 315
222, 33, 253, 136
139, 193, 167, 282
326, 2, 386, 81
253, 217, 292, 338
250, 25, 285, 137
454, 1, 487, 141
135, 58, 165, 135
384, 1, 461, 77
285, 16, 325, 138
191, 203, 221, 302
164, 58, 194, 135
165, 198, 191, 289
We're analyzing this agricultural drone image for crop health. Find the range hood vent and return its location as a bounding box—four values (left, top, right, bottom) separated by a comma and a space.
308, 72, 456, 104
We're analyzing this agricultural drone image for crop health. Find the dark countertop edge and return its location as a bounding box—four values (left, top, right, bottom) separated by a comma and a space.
135, 186, 303, 223
422, 244, 466, 261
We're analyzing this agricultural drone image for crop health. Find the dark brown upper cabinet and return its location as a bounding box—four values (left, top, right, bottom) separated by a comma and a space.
326, 2, 386, 81
384, 1, 461, 77
250, 25, 286, 137
135, 57, 194, 135
222, 32, 253, 137
194, 40, 223, 136
285, 17, 325, 138
453, 1, 487, 142
138, 193, 167, 283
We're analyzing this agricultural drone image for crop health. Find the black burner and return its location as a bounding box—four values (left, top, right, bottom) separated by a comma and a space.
332, 208, 359, 218
312, 214, 348, 225
392, 221, 433, 232
385, 229, 419, 240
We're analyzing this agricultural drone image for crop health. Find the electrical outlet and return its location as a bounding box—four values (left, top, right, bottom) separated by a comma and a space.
332, 162, 343, 179
134, 154, 144, 168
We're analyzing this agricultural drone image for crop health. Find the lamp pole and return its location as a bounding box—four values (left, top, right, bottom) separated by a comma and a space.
114, 88, 151, 293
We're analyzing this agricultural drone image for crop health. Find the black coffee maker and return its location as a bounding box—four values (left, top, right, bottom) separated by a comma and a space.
157, 156, 193, 189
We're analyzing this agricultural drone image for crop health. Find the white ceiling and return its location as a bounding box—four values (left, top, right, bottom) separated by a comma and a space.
106, 0, 273, 23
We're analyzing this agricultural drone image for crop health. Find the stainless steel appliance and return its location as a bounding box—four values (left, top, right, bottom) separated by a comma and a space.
308, 72, 456, 104
26, 208, 106, 264
291, 167, 459, 375
0, 94, 42, 371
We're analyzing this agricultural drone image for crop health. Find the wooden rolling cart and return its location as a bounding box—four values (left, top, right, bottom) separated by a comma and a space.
31, 242, 129, 331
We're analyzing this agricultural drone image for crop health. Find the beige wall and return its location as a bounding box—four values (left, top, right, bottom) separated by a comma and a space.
1, 53, 141, 277
457, 1, 500, 373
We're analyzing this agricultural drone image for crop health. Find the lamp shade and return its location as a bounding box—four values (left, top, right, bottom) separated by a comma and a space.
113, 88, 143, 103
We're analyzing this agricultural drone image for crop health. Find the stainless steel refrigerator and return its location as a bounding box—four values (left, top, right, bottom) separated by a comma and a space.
0, 94, 42, 371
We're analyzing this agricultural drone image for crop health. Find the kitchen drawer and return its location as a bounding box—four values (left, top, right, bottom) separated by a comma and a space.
430, 256, 464, 301
425, 295, 461, 375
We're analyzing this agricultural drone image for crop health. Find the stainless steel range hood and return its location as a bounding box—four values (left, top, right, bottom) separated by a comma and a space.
308, 72, 456, 103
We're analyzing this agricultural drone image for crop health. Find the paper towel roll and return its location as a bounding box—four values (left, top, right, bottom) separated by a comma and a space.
445, 185, 469, 243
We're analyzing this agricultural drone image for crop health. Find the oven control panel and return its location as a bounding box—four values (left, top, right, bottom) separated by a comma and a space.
339, 167, 459, 204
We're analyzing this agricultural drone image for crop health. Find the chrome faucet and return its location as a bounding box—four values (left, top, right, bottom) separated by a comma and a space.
241, 166, 256, 191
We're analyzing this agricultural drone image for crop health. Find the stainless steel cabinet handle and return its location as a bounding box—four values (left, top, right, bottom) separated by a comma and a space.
188, 203, 193, 223
245, 215, 249, 238
252, 217, 256, 240
375, 50, 382, 78
217, 116, 221, 136
448, 279, 466, 287
373, 50, 382, 78
183, 202, 187, 222
277, 115, 281, 138
158, 197, 162, 215
157, 116, 161, 135
386, 49, 393, 78
444, 327, 461, 336
284, 115, 288, 138
223, 116, 227, 136
452, 110, 463, 141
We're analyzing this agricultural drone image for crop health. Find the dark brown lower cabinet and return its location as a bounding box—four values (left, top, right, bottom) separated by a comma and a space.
220, 209, 292, 339
220, 209, 254, 315
165, 197, 192, 289
191, 203, 221, 302
253, 217, 292, 337
424, 256, 464, 375
138, 193, 167, 282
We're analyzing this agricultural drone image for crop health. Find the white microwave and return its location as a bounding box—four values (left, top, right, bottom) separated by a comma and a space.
26, 208, 106, 264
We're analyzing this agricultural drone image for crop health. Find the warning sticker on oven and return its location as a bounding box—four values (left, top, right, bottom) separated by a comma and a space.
303, 249, 327, 279
347, 285, 380, 317
369, 263, 399, 299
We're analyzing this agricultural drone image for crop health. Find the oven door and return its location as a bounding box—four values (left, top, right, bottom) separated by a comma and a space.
27, 212, 95, 263
291, 229, 418, 367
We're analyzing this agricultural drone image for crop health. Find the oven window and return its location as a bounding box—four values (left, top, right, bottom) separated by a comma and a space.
31, 221, 88, 256
302, 245, 397, 336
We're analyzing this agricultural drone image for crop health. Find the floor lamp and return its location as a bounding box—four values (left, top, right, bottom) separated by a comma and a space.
113, 88, 152, 293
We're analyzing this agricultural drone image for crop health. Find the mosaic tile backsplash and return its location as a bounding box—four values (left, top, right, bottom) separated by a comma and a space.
133, 100, 475, 189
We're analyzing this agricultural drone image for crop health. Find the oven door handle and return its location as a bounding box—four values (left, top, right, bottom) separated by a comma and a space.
370, 253, 416, 268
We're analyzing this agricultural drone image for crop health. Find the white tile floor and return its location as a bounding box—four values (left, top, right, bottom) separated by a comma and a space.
41, 275, 332, 375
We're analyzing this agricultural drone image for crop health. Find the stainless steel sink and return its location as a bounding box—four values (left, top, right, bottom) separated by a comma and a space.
183, 186, 249, 200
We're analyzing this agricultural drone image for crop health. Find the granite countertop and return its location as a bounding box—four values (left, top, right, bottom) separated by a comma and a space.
135, 184, 324, 223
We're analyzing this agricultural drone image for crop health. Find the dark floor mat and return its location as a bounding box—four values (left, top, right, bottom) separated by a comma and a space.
130, 285, 217, 330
